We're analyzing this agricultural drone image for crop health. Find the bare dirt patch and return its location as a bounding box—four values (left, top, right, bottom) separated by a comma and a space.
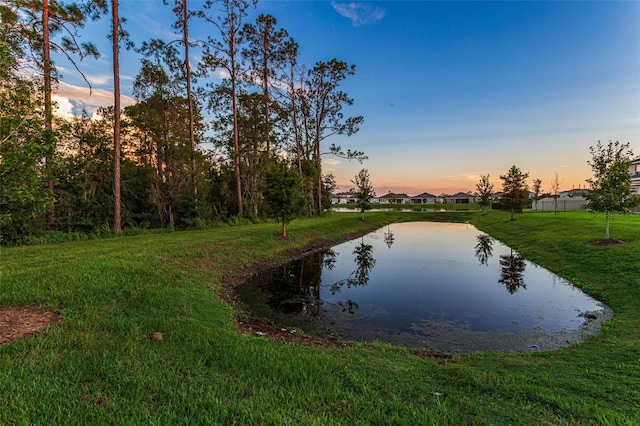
587, 238, 626, 247
0, 306, 62, 345
236, 318, 453, 360
237, 317, 351, 348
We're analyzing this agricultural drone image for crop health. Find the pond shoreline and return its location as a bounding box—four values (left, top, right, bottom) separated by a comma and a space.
232, 220, 612, 354
229, 224, 403, 349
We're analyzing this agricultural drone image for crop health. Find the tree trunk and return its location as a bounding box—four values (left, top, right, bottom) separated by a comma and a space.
161, 100, 172, 226
168, 202, 175, 228
182, 0, 197, 205
605, 211, 610, 239
262, 38, 270, 159
281, 214, 287, 238
315, 133, 322, 215
112, 0, 122, 232
251, 145, 259, 217
288, 64, 302, 175
42, 0, 55, 225
230, 31, 243, 218
231, 82, 243, 218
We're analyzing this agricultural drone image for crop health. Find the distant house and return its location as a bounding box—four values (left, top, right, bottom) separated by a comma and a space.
560, 188, 590, 198
410, 192, 440, 204
332, 192, 357, 204
378, 193, 392, 204
379, 193, 411, 204
630, 157, 640, 195
443, 192, 477, 204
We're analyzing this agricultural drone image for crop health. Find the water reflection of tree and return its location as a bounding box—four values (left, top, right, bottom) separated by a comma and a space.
264, 249, 331, 315
330, 238, 376, 295
259, 238, 377, 317
474, 234, 495, 266
383, 225, 395, 249
337, 300, 359, 314
322, 249, 337, 270
498, 249, 526, 294
351, 239, 376, 286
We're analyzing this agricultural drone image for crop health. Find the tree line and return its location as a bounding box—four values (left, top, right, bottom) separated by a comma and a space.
473, 142, 638, 240
0, 0, 366, 244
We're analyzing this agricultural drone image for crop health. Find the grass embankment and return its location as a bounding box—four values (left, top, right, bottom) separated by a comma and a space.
0, 210, 638, 424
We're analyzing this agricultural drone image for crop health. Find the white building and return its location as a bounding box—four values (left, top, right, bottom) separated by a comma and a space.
630, 157, 640, 195
410, 192, 441, 204
379, 193, 411, 204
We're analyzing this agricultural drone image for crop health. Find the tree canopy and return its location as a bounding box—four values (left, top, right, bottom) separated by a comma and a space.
262, 162, 308, 238
0, 0, 367, 244
475, 174, 494, 211
585, 141, 639, 240
352, 168, 375, 220
499, 165, 529, 221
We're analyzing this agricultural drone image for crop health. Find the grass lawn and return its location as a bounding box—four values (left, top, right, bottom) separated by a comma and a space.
1, 210, 638, 424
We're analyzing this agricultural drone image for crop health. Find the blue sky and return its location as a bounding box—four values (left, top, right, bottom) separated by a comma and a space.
53, 0, 640, 195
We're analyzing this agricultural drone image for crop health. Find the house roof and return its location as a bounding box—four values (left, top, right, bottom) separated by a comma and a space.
446, 192, 475, 198
381, 192, 410, 199
411, 192, 438, 199
560, 188, 590, 196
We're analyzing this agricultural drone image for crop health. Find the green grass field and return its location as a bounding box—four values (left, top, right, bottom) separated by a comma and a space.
1, 210, 638, 424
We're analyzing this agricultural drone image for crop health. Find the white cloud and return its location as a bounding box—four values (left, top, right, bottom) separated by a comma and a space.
51, 81, 137, 119
331, 2, 385, 27
323, 158, 342, 173
446, 173, 479, 182
55, 81, 136, 108
86, 74, 113, 86
215, 69, 231, 80
52, 95, 76, 120
54, 66, 111, 87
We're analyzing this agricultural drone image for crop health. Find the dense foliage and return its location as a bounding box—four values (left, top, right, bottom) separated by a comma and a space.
0, 0, 364, 244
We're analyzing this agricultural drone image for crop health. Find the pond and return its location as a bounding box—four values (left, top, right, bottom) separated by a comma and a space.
237, 222, 611, 354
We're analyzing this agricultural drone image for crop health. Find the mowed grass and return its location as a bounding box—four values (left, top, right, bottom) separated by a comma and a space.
0, 210, 639, 424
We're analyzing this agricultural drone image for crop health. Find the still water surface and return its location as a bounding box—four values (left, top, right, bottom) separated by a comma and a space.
237, 222, 610, 353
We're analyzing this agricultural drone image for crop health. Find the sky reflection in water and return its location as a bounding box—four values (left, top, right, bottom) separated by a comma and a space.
237, 222, 609, 353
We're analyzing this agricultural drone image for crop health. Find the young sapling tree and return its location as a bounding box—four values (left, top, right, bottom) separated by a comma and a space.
351, 168, 375, 220
585, 140, 640, 240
